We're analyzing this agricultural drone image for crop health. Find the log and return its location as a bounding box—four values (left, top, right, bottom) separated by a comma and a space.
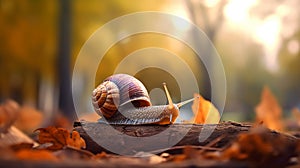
74, 121, 296, 155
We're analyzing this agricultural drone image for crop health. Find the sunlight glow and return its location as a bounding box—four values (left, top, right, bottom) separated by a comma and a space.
255, 15, 281, 46
254, 15, 281, 72
161, 1, 192, 52
203, 0, 220, 8
223, 0, 288, 72
224, 0, 257, 24
163, 2, 191, 33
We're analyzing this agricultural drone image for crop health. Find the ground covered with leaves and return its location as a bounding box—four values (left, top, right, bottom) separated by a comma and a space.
1, 87, 300, 167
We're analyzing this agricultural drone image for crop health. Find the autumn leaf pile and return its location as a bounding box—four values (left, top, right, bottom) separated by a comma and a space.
0, 86, 300, 167
0, 126, 88, 162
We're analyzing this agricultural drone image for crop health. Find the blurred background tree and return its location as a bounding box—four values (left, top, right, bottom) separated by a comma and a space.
0, 0, 299, 122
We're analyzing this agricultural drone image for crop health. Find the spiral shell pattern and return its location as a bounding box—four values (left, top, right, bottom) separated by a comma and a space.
92, 81, 120, 118
92, 74, 151, 118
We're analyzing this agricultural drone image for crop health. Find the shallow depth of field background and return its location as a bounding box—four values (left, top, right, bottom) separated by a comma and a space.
0, 0, 299, 122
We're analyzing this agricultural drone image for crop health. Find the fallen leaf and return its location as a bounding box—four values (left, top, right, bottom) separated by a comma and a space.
0, 126, 37, 147
36, 127, 86, 150
15, 149, 58, 161
221, 143, 248, 160
0, 146, 16, 160
148, 154, 166, 164
0, 100, 20, 133
171, 154, 187, 162
222, 126, 296, 167
66, 131, 86, 149
255, 86, 284, 131
167, 146, 203, 163
133, 152, 167, 164
14, 106, 43, 133
10, 143, 34, 151
191, 93, 220, 124
36, 127, 69, 150
93, 151, 111, 160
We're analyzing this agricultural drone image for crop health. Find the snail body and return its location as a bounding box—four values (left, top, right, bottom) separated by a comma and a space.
92, 74, 193, 125
101, 105, 178, 125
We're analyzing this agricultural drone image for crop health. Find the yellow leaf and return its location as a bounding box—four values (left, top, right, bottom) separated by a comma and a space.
255, 86, 284, 131
191, 93, 220, 124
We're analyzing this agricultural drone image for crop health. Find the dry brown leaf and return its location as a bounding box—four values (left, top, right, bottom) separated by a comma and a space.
0, 126, 37, 147
66, 131, 86, 149
10, 142, 34, 151
167, 146, 203, 163
0, 100, 20, 133
255, 86, 284, 131
36, 127, 69, 150
223, 132, 272, 160
0, 100, 43, 134
171, 154, 187, 162
93, 151, 114, 160
191, 93, 220, 124
148, 154, 166, 164
15, 149, 58, 161
0, 146, 17, 160
36, 127, 86, 150
222, 126, 296, 167
14, 106, 43, 133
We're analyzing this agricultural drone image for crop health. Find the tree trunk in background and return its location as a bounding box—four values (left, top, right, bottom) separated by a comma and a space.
185, 0, 227, 101
185, 1, 211, 100
58, 0, 76, 121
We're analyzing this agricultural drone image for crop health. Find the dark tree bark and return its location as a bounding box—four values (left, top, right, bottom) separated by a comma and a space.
74, 121, 297, 155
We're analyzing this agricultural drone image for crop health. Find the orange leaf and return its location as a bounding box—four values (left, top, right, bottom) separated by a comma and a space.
36, 127, 86, 150
14, 106, 43, 134
10, 143, 34, 151
255, 86, 284, 131
222, 126, 296, 167
36, 127, 70, 150
66, 131, 86, 149
93, 151, 109, 159
15, 149, 58, 161
191, 93, 220, 124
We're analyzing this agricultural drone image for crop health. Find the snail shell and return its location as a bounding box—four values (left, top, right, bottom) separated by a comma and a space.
92, 74, 151, 118
92, 74, 193, 125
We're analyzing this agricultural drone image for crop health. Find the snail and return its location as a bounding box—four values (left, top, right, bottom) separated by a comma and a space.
92, 74, 194, 125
